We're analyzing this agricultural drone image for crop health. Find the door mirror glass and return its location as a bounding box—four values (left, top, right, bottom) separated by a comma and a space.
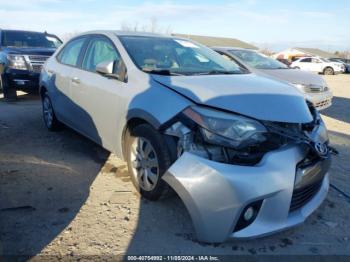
96, 60, 114, 75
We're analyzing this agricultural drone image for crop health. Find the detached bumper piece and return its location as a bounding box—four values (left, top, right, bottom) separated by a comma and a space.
163, 145, 330, 243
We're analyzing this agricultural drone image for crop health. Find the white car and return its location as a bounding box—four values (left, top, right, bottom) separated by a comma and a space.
291, 57, 345, 75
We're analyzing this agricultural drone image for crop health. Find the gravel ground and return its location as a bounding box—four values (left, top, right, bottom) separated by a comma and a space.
0, 75, 350, 260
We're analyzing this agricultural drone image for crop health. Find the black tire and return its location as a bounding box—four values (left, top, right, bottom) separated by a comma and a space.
42, 93, 62, 131
125, 124, 175, 201
0, 74, 3, 93
323, 67, 334, 75
1, 74, 17, 101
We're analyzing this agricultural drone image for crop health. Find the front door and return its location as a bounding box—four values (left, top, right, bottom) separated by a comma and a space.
70, 35, 127, 148
298, 57, 312, 71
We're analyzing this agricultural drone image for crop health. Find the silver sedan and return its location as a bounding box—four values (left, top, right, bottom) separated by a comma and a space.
40, 31, 332, 243
213, 47, 333, 110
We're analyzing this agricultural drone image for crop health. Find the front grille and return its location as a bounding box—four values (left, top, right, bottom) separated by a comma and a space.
28, 55, 49, 62
315, 99, 331, 109
289, 179, 323, 212
25, 55, 50, 73
32, 64, 43, 73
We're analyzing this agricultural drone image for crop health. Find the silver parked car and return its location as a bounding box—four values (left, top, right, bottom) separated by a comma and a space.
213, 47, 333, 110
40, 31, 333, 243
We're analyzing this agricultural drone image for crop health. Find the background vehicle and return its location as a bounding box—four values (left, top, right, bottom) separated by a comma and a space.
329, 57, 350, 73
213, 47, 333, 110
0, 29, 62, 100
276, 58, 291, 66
290, 56, 345, 75
40, 31, 331, 243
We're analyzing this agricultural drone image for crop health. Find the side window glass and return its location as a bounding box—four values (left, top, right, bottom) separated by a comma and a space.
300, 58, 311, 63
220, 53, 234, 61
57, 38, 85, 66
82, 38, 120, 72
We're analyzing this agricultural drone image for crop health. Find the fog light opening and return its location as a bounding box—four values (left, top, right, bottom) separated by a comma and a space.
243, 206, 255, 221
234, 200, 263, 232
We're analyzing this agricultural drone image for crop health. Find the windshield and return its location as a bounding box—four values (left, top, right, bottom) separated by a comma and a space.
1, 31, 62, 48
229, 49, 288, 69
118, 36, 244, 75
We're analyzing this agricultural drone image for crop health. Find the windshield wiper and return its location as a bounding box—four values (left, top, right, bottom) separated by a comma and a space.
193, 70, 238, 75
142, 69, 184, 76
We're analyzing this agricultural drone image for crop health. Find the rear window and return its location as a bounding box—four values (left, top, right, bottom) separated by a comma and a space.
1, 31, 62, 48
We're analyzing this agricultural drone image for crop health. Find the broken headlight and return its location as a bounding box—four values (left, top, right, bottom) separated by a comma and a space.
183, 106, 267, 149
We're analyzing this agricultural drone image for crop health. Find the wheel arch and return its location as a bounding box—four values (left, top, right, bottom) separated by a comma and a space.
121, 111, 162, 160
323, 66, 334, 74
39, 85, 48, 99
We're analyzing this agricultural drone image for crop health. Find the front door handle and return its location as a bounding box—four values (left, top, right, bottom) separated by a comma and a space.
71, 77, 80, 84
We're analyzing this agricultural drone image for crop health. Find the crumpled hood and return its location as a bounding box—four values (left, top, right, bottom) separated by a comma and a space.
152, 73, 313, 123
257, 68, 325, 87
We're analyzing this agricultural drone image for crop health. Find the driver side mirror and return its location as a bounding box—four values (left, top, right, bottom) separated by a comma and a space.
96, 60, 127, 83
96, 60, 114, 75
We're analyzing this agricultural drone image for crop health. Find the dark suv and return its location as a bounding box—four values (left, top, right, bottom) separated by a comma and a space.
0, 29, 62, 100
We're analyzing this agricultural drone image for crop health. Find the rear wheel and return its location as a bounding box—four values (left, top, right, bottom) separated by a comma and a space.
42, 93, 62, 131
323, 67, 334, 75
125, 124, 174, 201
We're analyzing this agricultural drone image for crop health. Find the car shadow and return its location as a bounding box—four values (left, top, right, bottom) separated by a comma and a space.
322, 96, 350, 124
0, 87, 108, 259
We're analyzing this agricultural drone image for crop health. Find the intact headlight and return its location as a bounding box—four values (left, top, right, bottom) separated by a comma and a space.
183, 106, 267, 148
7, 55, 28, 70
291, 83, 307, 92
291, 83, 329, 93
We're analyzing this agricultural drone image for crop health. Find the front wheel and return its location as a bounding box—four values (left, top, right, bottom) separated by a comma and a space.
42, 93, 62, 131
1, 74, 17, 101
323, 67, 334, 75
125, 124, 175, 201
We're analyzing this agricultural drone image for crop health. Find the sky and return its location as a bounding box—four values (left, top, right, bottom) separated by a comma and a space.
0, 0, 349, 51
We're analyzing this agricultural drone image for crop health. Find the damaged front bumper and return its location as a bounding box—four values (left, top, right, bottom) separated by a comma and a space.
163, 145, 330, 243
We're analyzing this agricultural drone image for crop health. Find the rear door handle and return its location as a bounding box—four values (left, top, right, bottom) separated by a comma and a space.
71, 77, 80, 84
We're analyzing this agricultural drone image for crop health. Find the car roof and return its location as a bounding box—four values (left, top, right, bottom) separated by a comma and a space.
0, 29, 48, 34
212, 46, 255, 52
76, 30, 174, 38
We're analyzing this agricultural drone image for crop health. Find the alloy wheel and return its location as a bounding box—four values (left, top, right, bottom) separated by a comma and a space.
43, 96, 54, 128
325, 68, 333, 75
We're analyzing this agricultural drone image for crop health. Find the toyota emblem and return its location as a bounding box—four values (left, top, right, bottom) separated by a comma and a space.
314, 142, 328, 156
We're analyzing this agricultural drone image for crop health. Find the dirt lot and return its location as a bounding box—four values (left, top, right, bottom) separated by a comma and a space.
1, 75, 350, 259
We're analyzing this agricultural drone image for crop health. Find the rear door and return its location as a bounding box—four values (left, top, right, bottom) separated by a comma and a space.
52, 37, 88, 125
310, 58, 323, 72
69, 35, 127, 148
